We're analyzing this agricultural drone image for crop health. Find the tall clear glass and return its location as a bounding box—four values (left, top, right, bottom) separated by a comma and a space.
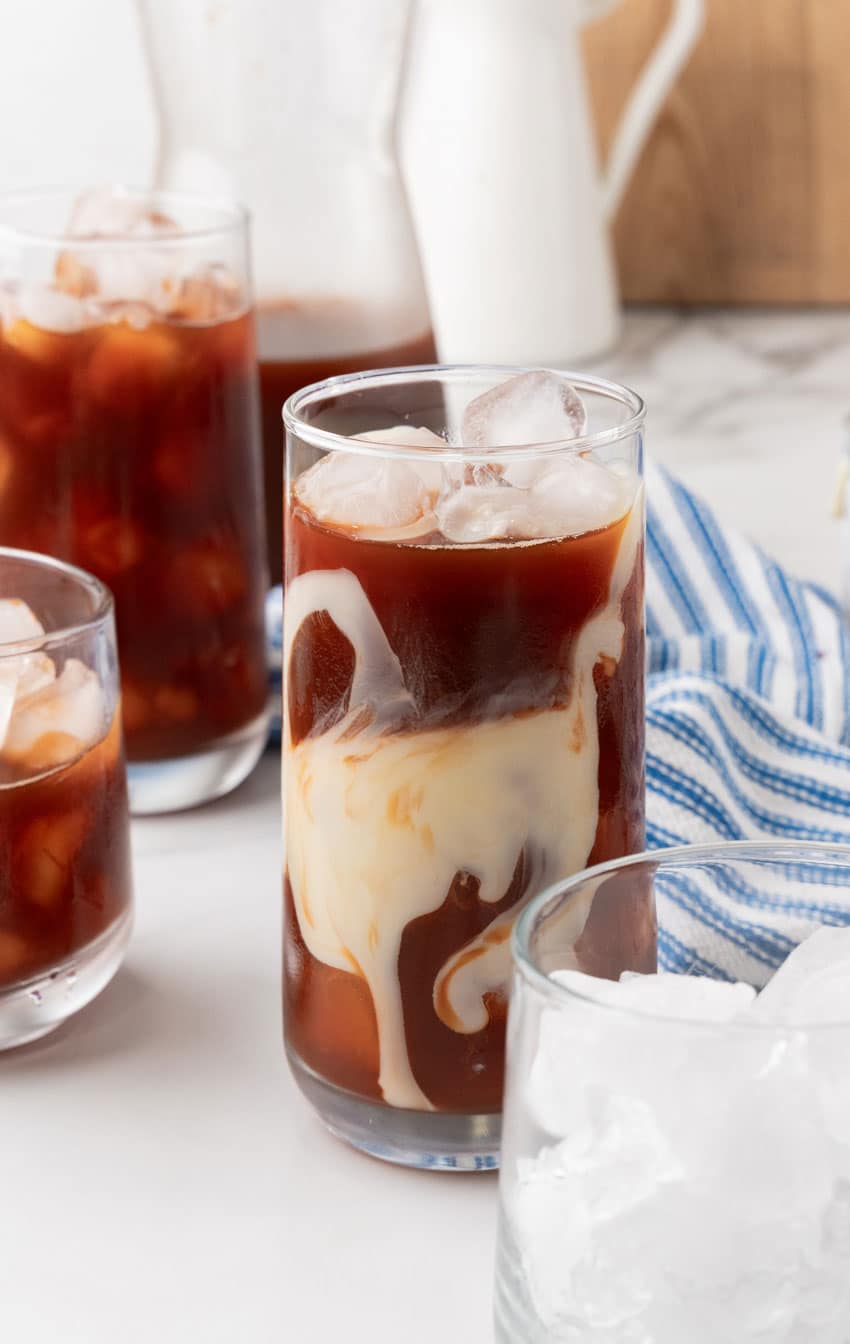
283, 365, 646, 1168
0, 188, 269, 813
0, 548, 133, 1047
496, 842, 850, 1342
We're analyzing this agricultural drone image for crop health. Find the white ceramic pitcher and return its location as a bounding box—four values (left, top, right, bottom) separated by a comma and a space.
400, 0, 704, 364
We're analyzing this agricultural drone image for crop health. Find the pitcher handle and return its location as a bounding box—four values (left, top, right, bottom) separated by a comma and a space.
591, 0, 705, 220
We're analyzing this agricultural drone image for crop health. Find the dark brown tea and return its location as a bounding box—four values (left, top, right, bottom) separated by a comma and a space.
0, 709, 132, 989
0, 298, 268, 762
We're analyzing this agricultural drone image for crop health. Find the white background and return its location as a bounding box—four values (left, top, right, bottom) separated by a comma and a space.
0, 0, 153, 189
0, 756, 499, 1344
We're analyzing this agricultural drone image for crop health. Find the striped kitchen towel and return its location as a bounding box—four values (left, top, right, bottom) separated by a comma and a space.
267, 461, 850, 978
645, 465, 850, 979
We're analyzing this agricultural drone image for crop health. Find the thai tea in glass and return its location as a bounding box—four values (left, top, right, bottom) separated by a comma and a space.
0, 547, 133, 1047
283, 366, 648, 1167
0, 188, 269, 813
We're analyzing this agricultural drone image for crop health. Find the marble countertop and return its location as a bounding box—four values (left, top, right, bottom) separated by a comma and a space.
588, 308, 850, 592
2, 309, 848, 1344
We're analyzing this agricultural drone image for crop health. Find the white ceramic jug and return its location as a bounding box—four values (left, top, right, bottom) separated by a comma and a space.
400, 0, 704, 364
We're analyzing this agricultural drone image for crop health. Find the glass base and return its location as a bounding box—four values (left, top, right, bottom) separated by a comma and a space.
0, 907, 133, 1050
287, 1045, 501, 1170
128, 710, 269, 815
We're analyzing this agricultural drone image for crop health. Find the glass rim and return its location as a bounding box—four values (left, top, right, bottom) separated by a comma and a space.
0, 186, 249, 250
513, 839, 850, 1033
0, 547, 114, 657
283, 364, 646, 462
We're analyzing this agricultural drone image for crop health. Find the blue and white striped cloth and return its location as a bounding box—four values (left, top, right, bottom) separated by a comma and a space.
267, 461, 850, 981
644, 464, 850, 978
645, 463, 850, 848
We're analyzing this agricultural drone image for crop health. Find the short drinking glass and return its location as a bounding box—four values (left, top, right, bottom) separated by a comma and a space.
0, 548, 133, 1048
496, 841, 850, 1342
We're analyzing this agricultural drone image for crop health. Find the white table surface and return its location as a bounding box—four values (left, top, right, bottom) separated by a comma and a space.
2, 309, 848, 1343
1, 751, 498, 1344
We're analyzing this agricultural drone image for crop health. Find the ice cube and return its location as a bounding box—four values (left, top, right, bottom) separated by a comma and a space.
510, 1094, 681, 1331
98, 300, 157, 331
693, 1041, 833, 1224
18, 810, 89, 910
584, 969, 757, 1022
86, 323, 180, 410
461, 370, 587, 448
751, 927, 850, 1025
58, 189, 182, 309
172, 540, 247, 616
17, 286, 88, 335
82, 516, 145, 577
526, 456, 635, 535
354, 424, 448, 496
527, 972, 763, 1146
624, 1182, 824, 1343
295, 450, 437, 539
0, 601, 55, 751
54, 249, 98, 299
526, 968, 754, 1139
352, 425, 447, 450
1, 288, 91, 362
0, 648, 55, 717
88, 255, 168, 309
2, 658, 105, 769
435, 454, 635, 544
0, 599, 44, 646
434, 481, 530, 543
67, 187, 179, 241
166, 263, 242, 322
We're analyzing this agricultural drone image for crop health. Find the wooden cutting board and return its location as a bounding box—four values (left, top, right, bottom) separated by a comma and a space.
583, 0, 850, 303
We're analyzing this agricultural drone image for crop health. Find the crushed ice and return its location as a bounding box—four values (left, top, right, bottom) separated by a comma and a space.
508, 930, 850, 1339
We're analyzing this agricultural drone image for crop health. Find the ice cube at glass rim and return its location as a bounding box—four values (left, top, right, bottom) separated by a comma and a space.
511, 838, 850, 1033
0, 548, 114, 663
282, 365, 645, 466
0, 187, 249, 249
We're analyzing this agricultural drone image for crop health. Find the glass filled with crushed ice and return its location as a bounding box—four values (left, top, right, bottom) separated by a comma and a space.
0, 548, 133, 1047
495, 841, 850, 1342
283, 366, 648, 1167
0, 188, 269, 813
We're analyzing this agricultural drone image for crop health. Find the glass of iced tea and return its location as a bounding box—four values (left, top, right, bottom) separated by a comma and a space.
283, 365, 648, 1167
0, 188, 269, 813
0, 547, 133, 1048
